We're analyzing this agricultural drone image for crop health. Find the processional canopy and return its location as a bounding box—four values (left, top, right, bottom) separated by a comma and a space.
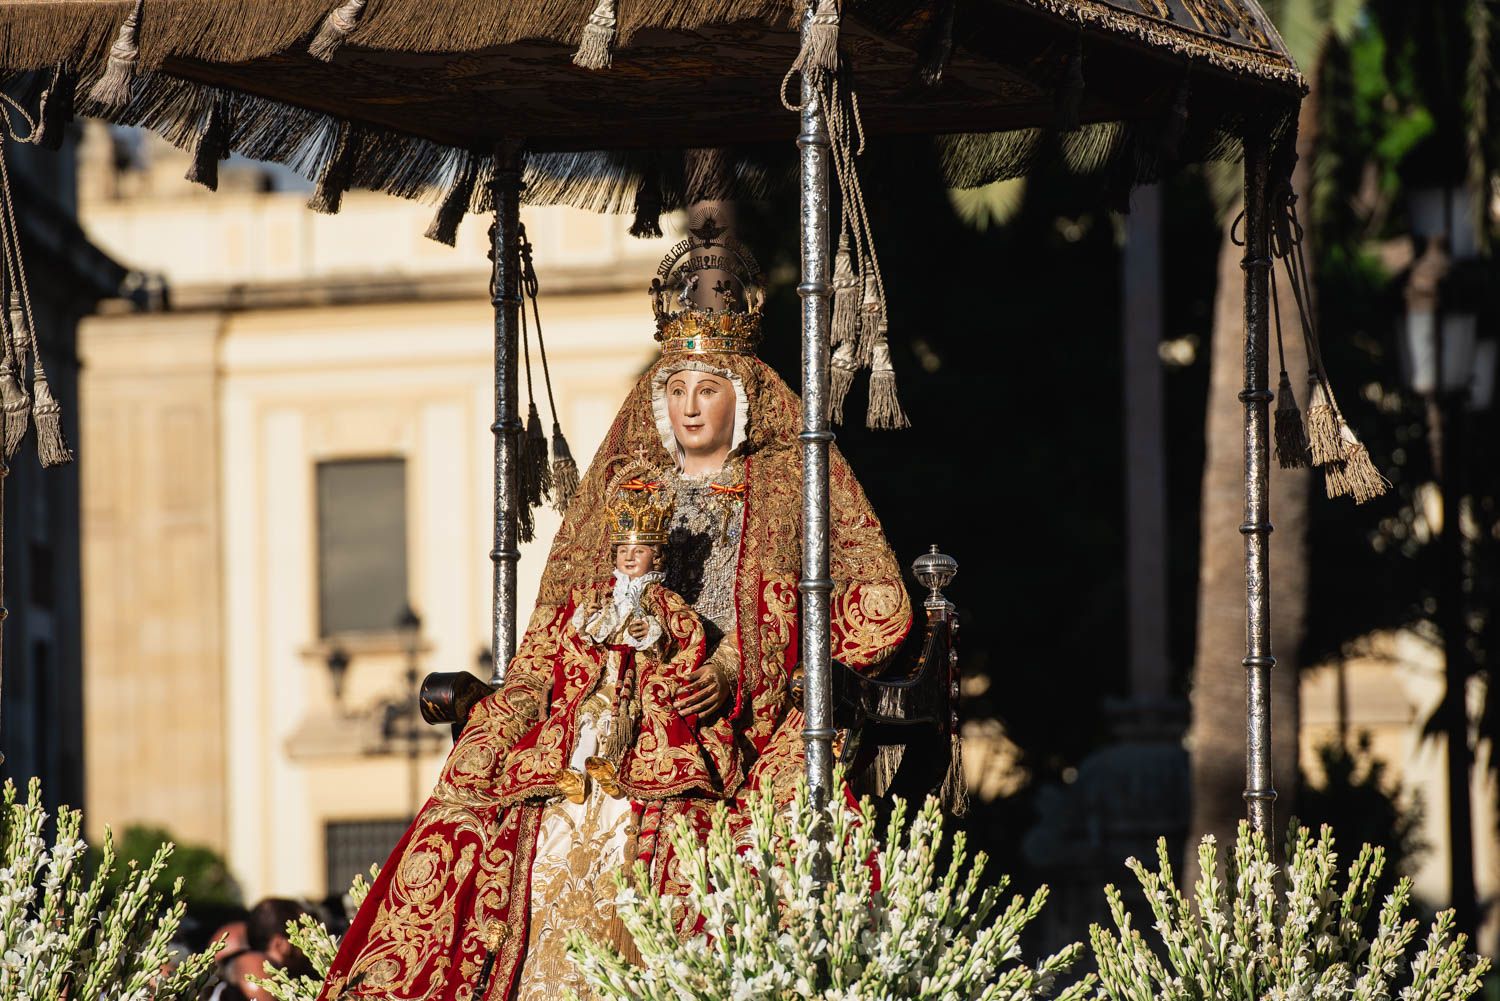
0, 0, 1303, 216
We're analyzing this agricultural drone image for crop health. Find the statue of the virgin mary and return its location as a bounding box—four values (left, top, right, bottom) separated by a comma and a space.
316, 225, 912, 1001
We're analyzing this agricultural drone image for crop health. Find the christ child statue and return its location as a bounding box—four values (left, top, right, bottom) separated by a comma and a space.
552, 476, 740, 804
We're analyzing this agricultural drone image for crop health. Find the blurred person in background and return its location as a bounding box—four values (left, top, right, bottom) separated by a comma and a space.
247, 897, 315, 979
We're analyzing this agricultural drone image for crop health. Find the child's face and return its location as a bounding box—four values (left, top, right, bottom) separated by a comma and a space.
615, 544, 659, 578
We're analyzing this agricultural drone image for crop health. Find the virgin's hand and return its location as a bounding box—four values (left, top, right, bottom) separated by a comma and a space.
674, 666, 730, 718
627, 617, 651, 640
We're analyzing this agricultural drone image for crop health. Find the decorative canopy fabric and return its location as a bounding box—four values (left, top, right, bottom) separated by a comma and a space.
0, 0, 1304, 213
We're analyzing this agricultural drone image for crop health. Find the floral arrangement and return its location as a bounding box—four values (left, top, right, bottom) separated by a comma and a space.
566, 777, 1091, 1001
1089, 822, 1491, 1001
0, 778, 218, 1001
8, 768, 1488, 1001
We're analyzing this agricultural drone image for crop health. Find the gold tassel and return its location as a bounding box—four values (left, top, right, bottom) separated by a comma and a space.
939, 730, 969, 817
628, 168, 662, 239
1322, 458, 1352, 500
88, 0, 144, 111
1053, 42, 1085, 133
1161, 74, 1191, 161
830, 231, 859, 349
1273, 370, 1309, 469
515, 414, 541, 545
604, 910, 643, 967
308, 121, 355, 215
917, 0, 956, 88
31, 373, 73, 468
0, 356, 29, 461
515, 447, 537, 545
37, 68, 78, 152
523, 401, 551, 504
185, 96, 231, 191
2, 295, 30, 460
828, 339, 858, 425
424, 159, 477, 246
856, 272, 882, 366
865, 329, 910, 430
572, 0, 618, 70
1303, 376, 1341, 466
550, 421, 580, 513
309, 0, 367, 62
1336, 426, 1387, 504
791, 0, 841, 79
20, 293, 72, 468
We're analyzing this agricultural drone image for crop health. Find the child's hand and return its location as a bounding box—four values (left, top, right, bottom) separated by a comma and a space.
627, 617, 651, 640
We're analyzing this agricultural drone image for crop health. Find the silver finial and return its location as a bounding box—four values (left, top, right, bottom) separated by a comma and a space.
912, 544, 957, 609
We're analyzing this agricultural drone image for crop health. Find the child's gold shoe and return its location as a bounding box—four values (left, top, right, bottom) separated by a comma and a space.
584, 756, 623, 799
557, 767, 587, 804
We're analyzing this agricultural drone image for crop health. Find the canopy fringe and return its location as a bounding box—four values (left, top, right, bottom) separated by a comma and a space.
572, 0, 618, 70
425, 155, 480, 246
7, 57, 1289, 236
185, 93, 232, 190
308, 120, 356, 214
88, 0, 145, 110
309, 0, 368, 62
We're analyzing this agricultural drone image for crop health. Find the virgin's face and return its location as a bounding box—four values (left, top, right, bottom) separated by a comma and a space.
665, 370, 736, 459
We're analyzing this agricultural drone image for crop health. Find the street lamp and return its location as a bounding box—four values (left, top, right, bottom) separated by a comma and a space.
1398, 183, 1493, 941
325, 645, 351, 711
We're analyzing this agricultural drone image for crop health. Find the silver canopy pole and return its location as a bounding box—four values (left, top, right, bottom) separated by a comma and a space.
1240, 131, 1276, 836
796, 10, 836, 811
489, 141, 524, 683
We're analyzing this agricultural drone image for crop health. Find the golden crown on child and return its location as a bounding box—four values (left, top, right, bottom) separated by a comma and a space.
606, 481, 673, 546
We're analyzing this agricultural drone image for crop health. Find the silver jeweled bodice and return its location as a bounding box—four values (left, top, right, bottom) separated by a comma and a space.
661, 467, 744, 649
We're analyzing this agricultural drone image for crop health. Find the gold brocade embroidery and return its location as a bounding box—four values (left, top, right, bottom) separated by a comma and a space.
514, 788, 636, 1001
338, 802, 516, 1001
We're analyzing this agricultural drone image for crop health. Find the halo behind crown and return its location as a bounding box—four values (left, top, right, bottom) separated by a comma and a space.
649, 217, 765, 357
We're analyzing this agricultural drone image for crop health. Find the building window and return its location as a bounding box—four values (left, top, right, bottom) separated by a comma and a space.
325, 819, 408, 898
316, 458, 408, 636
